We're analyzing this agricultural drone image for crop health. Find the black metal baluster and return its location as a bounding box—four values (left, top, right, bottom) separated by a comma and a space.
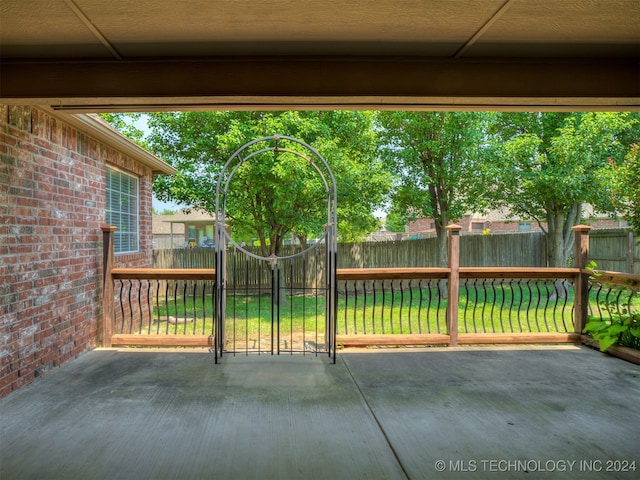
425, 280, 432, 334
462, 279, 469, 334
417, 280, 423, 334
522, 280, 531, 332
471, 279, 479, 334
435, 279, 442, 334
117, 280, 125, 334
381, 281, 386, 334
181, 281, 188, 335
409, 280, 420, 333
127, 280, 134, 334
390, 280, 395, 333
362, 280, 367, 335
137, 280, 143, 334
290, 261, 294, 355
509, 280, 516, 332
372, 280, 377, 334
399, 280, 404, 334
514, 280, 523, 332
534, 281, 543, 332
147, 280, 153, 334
489, 280, 497, 333
560, 281, 570, 332
343, 281, 349, 335
352, 280, 358, 334
495, 279, 504, 333
478, 280, 487, 333
302, 257, 307, 355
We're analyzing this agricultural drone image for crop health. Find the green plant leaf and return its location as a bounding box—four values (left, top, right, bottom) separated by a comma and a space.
583, 321, 608, 334
606, 325, 628, 336
598, 335, 618, 352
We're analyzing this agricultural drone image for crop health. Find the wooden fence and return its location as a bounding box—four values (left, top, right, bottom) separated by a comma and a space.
153, 229, 638, 276
590, 229, 639, 274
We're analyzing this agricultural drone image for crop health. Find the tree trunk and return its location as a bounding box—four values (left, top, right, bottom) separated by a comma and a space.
547, 212, 566, 268
546, 209, 579, 299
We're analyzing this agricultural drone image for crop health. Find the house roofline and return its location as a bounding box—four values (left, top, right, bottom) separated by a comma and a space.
39, 106, 176, 175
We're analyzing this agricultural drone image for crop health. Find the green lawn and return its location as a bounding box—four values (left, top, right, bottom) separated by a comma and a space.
144, 282, 582, 337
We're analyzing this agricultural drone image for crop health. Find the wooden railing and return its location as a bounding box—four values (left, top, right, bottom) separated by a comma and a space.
336, 267, 583, 347
101, 224, 612, 349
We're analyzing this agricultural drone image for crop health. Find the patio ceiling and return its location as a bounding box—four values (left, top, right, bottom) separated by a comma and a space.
1, 0, 639, 111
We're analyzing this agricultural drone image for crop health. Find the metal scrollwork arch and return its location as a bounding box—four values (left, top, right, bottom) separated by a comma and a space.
213, 135, 338, 363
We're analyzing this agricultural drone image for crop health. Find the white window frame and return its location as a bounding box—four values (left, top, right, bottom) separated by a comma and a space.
106, 166, 140, 254
518, 221, 532, 231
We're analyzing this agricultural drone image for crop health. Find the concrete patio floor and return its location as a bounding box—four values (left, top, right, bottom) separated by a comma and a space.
1, 345, 638, 480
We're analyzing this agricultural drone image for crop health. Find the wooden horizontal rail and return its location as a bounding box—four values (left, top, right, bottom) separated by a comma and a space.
111, 268, 215, 280
337, 334, 451, 347
111, 334, 214, 347
457, 333, 581, 344
588, 270, 640, 290
337, 332, 580, 347
110, 267, 582, 282
336, 267, 579, 281
460, 267, 579, 279
337, 268, 450, 280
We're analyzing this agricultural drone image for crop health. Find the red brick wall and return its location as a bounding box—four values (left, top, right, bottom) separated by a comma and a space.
0, 106, 154, 397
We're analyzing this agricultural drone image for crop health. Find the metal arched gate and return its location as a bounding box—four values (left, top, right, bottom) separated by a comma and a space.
213, 135, 337, 363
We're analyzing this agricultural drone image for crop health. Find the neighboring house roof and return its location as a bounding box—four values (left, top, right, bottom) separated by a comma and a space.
42, 106, 176, 176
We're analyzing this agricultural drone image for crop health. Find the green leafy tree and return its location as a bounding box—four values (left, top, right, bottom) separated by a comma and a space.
384, 208, 406, 233
146, 111, 391, 255
611, 144, 640, 234
486, 112, 639, 268
377, 112, 491, 266
99, 113, 148, 148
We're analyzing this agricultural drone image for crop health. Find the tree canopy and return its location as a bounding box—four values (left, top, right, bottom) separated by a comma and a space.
377, 111, 491, 265
612, 143, 640, 235
146, 111, 391, 255
485, 112, 639, 267
103, 110, 639, 265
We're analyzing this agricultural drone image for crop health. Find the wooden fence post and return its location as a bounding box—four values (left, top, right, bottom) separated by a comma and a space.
102, 225, 117, 347
446, 224, 461, 346
572, 225, 591, 334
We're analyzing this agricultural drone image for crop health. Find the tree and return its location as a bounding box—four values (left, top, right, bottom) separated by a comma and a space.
384, 208, 406, 233
612, 144, 640, 235
99, 113, 148, 148
486, 112, 639, 268
145, 111, 391, 255
377, 112, 491, 266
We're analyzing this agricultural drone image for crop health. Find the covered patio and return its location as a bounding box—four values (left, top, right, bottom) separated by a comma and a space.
2, 346, 638, 479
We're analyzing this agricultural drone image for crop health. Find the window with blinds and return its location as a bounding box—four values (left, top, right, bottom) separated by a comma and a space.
106, 167, 139, 254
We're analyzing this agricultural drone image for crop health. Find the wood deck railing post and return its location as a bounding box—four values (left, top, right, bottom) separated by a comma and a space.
446, 224, 462, 346
572, 225, 591, 334
102, 225, 117, 347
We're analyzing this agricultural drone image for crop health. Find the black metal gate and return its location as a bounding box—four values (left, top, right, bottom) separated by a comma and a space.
213, 136, 337, 362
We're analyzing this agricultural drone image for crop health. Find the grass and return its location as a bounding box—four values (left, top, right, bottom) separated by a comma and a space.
140, 281, 582, 337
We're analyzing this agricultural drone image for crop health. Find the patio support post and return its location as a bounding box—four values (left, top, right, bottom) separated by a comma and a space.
446, 224, 461, 346
572, 225, 591, 334
102, 225, 117, 347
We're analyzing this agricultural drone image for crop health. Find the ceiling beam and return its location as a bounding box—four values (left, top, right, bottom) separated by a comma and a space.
62, 0, 122, 60
1, 56, 638, 111
454, 0, 516, 59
